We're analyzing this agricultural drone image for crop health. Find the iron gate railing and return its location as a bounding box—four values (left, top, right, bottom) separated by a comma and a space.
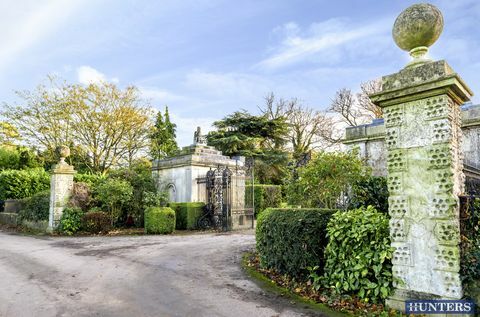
196, 160, 254, 231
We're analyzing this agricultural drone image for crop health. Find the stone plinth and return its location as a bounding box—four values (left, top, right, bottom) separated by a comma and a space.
48, 161, 75, 231
370, 60, 472, 310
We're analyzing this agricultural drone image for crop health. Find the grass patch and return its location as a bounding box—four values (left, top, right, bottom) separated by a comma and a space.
242, 252, 405, 317
242, 252, 348, 317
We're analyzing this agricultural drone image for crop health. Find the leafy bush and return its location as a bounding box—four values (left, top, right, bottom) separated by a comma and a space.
144, 207, 175, 234
0, 146, 42, 171
18, 190, 50, 222
69, 182, 92, 211
0, 146, 20, 170
59, 207, 83, 235
461, 197, 480, 300
143, 191, 169, 208
348, 176, 389, 213
286, 151, 369, 209
169, 202, 205, 230
256, 208, 335, 279
246, 184, 283, 217
82, 210, 111, 233
323, 206, 394, 302
107, 165, 156, 226
95, 179, 133, 225
73, 173, 106, 188
0, 168, 50, 200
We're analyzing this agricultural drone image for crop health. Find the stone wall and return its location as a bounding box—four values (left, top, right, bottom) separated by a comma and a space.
344, 104, 480, 179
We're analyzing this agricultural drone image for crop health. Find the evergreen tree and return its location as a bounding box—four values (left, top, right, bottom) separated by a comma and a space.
150, 106, 178, 160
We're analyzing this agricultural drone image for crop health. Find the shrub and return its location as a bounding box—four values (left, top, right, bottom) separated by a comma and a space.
82, 211, 111, 233
323, 206, 394, 302
73, 173, 106, 188
348, 176, 389, 213
169, 202, 205, 230
286, 151, 369, 209
18, 190, 50, 222
246, 184, 283, 217
0, 146, 20, 170
107, 166, 156, 227
143, 191, 169, 208
95, 179, 133, 226
59, 207, 83, 235
0, 168, 50, 200
144, 207, 175, 234
69, 182, 92, 211
256, 208, 335, 279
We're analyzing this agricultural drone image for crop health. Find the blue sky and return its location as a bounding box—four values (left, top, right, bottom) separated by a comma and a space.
0, 0, 479, 146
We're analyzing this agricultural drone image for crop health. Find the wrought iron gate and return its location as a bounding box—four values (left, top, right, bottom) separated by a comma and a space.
197, 161, 254, 231
197, 165, 232, 231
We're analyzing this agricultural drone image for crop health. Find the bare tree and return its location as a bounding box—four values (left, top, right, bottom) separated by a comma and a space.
329, 80, 382, 127
260, 93, 340, 158
357, 79, 382, 119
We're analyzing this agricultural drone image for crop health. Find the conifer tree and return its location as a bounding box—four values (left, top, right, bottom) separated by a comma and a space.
150, 106, 178, 160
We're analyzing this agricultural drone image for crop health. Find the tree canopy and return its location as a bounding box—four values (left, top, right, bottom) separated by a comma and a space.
2, 77, 156, 173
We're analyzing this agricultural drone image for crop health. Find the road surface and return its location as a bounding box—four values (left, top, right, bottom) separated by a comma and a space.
0, 230, 330, 317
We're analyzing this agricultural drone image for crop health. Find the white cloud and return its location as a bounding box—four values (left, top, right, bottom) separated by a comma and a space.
77, 66, 106, 85
258, 18, 390, 70
76, 66, 119, 85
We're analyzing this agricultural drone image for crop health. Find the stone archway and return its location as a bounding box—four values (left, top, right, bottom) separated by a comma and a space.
167, 183, 176, 202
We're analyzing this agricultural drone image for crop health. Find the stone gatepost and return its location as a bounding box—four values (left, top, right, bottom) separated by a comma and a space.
48, 146, 75, 232
370, 4, 473, 311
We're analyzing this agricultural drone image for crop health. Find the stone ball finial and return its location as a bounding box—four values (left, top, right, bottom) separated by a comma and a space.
392, 3, 443, 66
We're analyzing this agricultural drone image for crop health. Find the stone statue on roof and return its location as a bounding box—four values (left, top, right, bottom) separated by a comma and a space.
193, 126, 207, 145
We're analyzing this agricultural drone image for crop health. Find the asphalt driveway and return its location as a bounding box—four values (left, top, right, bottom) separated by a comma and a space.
0, 230, 330, 317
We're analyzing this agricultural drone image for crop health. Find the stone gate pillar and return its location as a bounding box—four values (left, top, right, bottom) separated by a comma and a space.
48, 146, 75, 232
370, 4, 473, 310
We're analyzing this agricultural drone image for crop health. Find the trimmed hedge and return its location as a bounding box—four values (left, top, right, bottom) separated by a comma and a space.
169, 202, 205, 230
256, 208, 335, 278
18, 190, 50, 222
246, 184, 283, 217
323, 206, 394, 302
145, 207, 175, 234
0, 168, 50, 200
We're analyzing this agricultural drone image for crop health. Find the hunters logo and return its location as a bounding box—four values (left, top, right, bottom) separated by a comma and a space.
406, 300, 475, 315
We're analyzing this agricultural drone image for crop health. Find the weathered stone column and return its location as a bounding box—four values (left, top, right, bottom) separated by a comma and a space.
48, 146, 75, 232
370, 4, 473, 310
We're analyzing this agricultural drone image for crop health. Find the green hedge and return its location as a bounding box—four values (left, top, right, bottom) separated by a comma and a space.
246, 184, 282, 217
169, 202, 205, 230
256, 208, 335, 279
144, 207, 175, 234
323, 206, 394, 302
18, 190, 50, 222
0, 168, 50, 200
